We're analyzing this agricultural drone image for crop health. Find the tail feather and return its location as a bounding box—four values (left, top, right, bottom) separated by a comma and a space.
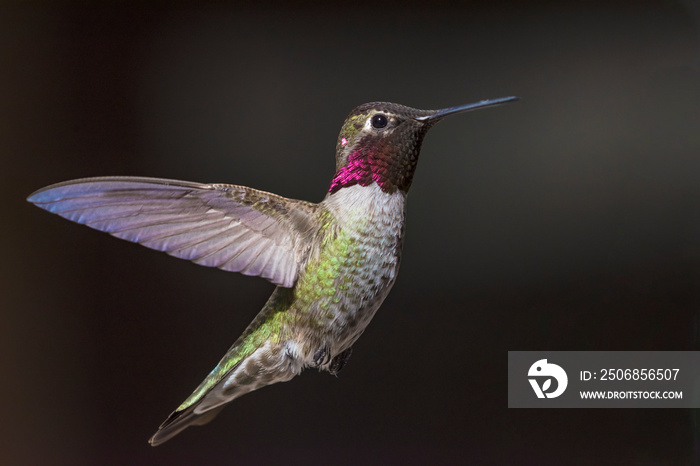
147, 338, 301, 446
149, 405, 225, 446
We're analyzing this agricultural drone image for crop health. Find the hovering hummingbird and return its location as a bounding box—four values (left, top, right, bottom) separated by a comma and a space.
27, 97, 518, 445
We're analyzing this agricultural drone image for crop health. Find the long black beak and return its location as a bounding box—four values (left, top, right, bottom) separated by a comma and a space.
415, 96, 519, 122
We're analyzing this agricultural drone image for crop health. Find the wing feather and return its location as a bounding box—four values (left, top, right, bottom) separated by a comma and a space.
242, 245, 275, 277
27, 176, 320, 287
140, 220, 234, 252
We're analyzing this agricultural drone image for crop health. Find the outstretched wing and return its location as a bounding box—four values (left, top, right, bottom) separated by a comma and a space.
27, 176, 319, 288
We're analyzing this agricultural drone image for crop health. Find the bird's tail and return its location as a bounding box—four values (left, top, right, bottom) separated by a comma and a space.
149, 288, 302, 446
148, 338, 301, 445
149, 404, 225, 446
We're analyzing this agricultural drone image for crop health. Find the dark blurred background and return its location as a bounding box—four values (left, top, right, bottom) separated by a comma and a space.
3, 1, 700, 464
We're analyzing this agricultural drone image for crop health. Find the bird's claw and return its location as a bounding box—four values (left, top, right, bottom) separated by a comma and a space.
329, 348, 352, 376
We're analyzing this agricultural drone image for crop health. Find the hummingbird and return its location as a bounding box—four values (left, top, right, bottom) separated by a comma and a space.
27, 97, 518, 445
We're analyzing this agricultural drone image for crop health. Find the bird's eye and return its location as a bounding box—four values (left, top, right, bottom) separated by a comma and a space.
371, 114, 388, 129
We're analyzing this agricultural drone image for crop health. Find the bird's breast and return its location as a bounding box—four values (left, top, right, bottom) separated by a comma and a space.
291, 183, 407, 356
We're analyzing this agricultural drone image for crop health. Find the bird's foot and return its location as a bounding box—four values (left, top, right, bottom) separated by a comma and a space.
329, 347, 352, 376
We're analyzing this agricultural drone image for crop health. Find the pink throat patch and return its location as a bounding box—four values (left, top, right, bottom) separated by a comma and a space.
329, 149, 374, 194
